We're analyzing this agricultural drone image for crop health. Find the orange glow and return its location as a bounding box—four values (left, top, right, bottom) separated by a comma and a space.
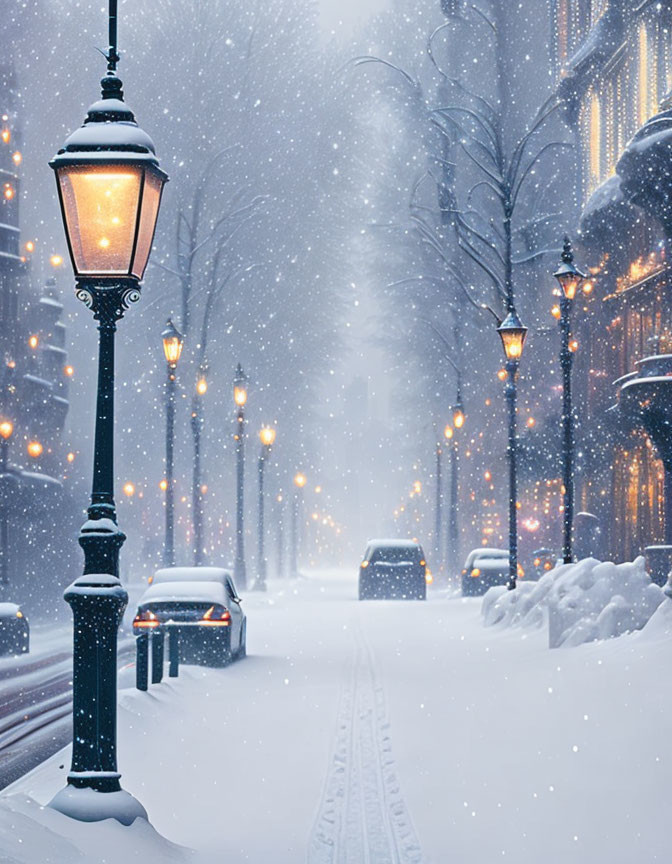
28, 335, 38, 349
123, 482, 136, 497
412, 480, 422, 495
64, 365, 74, 377
294, 472, 307, 488
0, 421, 13, 440
453, 409, 465, 429
526, 417, 536, 428
551, 304, 561, 319
569, 338, 579, 353
4, 184, 15, 200
471, 568, 481, 577
201, 605, 231, 626
196, 377, 207, 395
27, 440, 43, 458
259, 426, 276, 447
12, 151, 22, 165
1, 129, 10, 144
234, 386, 248, 407
66, 452, 76, 463
24, 240, 35, 253
159, 478, 168, 491
50, 254, 63, 267
361, 560, 369, 568
497, 368, 508, 382
444, 425, 454, 440
425, 569, 433, 585
582, 281, 593, 295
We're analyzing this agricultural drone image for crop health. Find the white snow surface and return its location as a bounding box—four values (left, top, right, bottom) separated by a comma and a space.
136, 580, 227, 607
482, 556, 666, 647
2, 570, 672, 862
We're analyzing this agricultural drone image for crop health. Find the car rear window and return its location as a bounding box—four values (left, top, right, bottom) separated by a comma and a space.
370, 546, 421, 564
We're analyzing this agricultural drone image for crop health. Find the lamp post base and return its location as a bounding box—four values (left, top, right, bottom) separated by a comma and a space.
49, 784, 148, 826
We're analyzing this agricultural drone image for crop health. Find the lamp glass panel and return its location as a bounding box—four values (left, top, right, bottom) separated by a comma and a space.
57, 164, 142, 276
500, 328, 526, 360
132, 170, 163, 279
163, 336, 183, 366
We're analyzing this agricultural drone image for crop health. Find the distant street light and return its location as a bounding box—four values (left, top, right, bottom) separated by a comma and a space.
161, 319, 184, 567
291, 472, 307, 579
233, 364, 248, 590
497, 310, 528, 591
253, 426, 276, 591
0, 421, 14, 591
553, 236, 586, 564
47, 0, 166, 824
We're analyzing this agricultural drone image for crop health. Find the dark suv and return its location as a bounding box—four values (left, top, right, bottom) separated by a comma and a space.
359, 540, 427, 601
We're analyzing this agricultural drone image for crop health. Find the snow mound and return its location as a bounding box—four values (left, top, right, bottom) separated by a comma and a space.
0, 794, 196, 863
481, 557, 666, 648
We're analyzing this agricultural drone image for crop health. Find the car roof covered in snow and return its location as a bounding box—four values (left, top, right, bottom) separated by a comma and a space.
152, 566, 232, 585
366, 539, 421, 549
0, 602, 22, 618
138, 580, 228, 607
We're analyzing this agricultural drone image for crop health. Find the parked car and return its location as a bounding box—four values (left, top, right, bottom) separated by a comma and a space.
531, 548, 556, 580
133, 567, 245, 667
359, 539, 428, 600
0, 603, 29, 655
461, 548, 513, 596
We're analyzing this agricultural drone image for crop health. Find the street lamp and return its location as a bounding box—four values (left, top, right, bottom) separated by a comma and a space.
161, 319, 184, 567
291, 472, 307, 579
497, 309, 528, 591
434, 439, 442, 573
553, 236, 586, 564
47, 0, 167, 824
254, 426, 276, 591
192, 367, 207, 566
0, 421, 13, 592
233, 364, 248, 590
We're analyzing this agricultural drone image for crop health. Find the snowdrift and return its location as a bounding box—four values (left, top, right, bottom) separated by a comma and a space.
481, 556, 666, 648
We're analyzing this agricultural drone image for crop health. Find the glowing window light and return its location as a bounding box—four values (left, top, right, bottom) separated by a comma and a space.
589, 91, 601, 187
638, 24, 649, 126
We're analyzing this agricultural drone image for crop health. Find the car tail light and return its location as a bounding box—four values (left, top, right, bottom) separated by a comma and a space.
533, 558, 541, 567
419, 559, 426, 567
361, 560, 369, 568
518, 563, 525, 578
200, 605, 231, 626
133, 609, 159, 629
471, 568, 481, 577
544, 561, 552, 571
425, 568, 433, 584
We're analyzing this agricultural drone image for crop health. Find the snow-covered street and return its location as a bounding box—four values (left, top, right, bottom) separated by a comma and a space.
4, 570, 670, 863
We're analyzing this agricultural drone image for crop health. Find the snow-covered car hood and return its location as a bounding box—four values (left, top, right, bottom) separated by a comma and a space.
137, 581, 227, 607
472, 559, 509, 571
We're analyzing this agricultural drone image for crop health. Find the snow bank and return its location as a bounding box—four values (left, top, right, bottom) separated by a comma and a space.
481, 556, 666, 647
0, 794, 195, 864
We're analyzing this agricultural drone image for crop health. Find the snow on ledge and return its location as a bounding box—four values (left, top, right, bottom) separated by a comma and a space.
481, 557, 666, 648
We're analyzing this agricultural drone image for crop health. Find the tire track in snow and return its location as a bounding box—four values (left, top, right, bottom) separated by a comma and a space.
308, 624, 424, 864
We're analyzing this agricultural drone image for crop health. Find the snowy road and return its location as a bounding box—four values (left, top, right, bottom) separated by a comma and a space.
4, 569, 671, 863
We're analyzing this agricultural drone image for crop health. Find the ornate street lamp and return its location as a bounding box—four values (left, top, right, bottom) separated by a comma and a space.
291, 471, 307, 579
48, 0, 167, 824
254, 426, 277, 591
161, 319, 184, 567
497, 310, 528, 591
0, 420, 13, 591
233, 364, 248, 590
192, 368, 208, 566
553, 236, 586, 564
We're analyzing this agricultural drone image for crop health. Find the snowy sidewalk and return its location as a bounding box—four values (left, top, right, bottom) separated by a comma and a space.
2, 571, 671, 863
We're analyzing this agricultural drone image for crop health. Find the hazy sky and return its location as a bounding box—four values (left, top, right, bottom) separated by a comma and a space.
319, 0, 389, 31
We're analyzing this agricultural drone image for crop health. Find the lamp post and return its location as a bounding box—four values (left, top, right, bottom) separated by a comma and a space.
254, 426, 276, 591
233, 364, 248, 590
553, 236, 586, 564
443, 387, 465, 577
434, 440, 442, 572
47, 0, 167, 823
291, 472, 307, 579
161, 319, 184, 567
192, 369, 207, 565
497, 310, 528, 591
0, 421, 13, 592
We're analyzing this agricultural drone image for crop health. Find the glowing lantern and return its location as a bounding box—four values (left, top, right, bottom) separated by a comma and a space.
123, 482, 135, 497
497, 310, 528, 362
161, 319, 184, 368
27, 440, 43, 458
294, 472, 307, 489
553, 236, 586, 300
0, 421, 13, 440
259, 426, 276, 447
50, 77, 167, 280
